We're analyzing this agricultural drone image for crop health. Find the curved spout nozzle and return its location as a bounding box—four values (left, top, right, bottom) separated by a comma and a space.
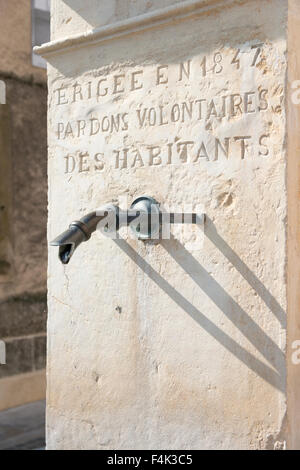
50, 210, 110, 264
50, 224, 88, 264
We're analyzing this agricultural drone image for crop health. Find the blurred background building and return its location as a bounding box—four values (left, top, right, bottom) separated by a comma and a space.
0, 0, 49, 417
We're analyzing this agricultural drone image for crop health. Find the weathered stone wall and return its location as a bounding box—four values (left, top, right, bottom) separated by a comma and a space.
0, 0, 45, 83
0, 0, 47, 410
39, 0, 299, 449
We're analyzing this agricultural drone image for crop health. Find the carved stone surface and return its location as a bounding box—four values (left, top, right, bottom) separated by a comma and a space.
38, 0, 300, 449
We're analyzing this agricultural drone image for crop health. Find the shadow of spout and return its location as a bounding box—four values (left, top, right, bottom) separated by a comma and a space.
114, 237, 285, 393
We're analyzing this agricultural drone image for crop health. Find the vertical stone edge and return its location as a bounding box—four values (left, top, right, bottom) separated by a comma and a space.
287, 0, 300, 450
45, 12, 53, 446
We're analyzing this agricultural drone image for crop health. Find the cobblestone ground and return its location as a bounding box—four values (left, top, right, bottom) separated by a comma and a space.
0, 400, 45, 450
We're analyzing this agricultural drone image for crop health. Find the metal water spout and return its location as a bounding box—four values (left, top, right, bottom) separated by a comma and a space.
50, 196, 205, 264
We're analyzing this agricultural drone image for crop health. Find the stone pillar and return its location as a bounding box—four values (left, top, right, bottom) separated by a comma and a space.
36, 0, 300, 449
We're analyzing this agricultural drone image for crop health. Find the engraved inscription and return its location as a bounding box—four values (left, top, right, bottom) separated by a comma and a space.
51, 43, 284, 175
63, 134, 270, 174
56, 89, 269, 141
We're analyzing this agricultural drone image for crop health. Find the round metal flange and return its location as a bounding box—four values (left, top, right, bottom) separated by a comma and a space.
130, 196, 160, 240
